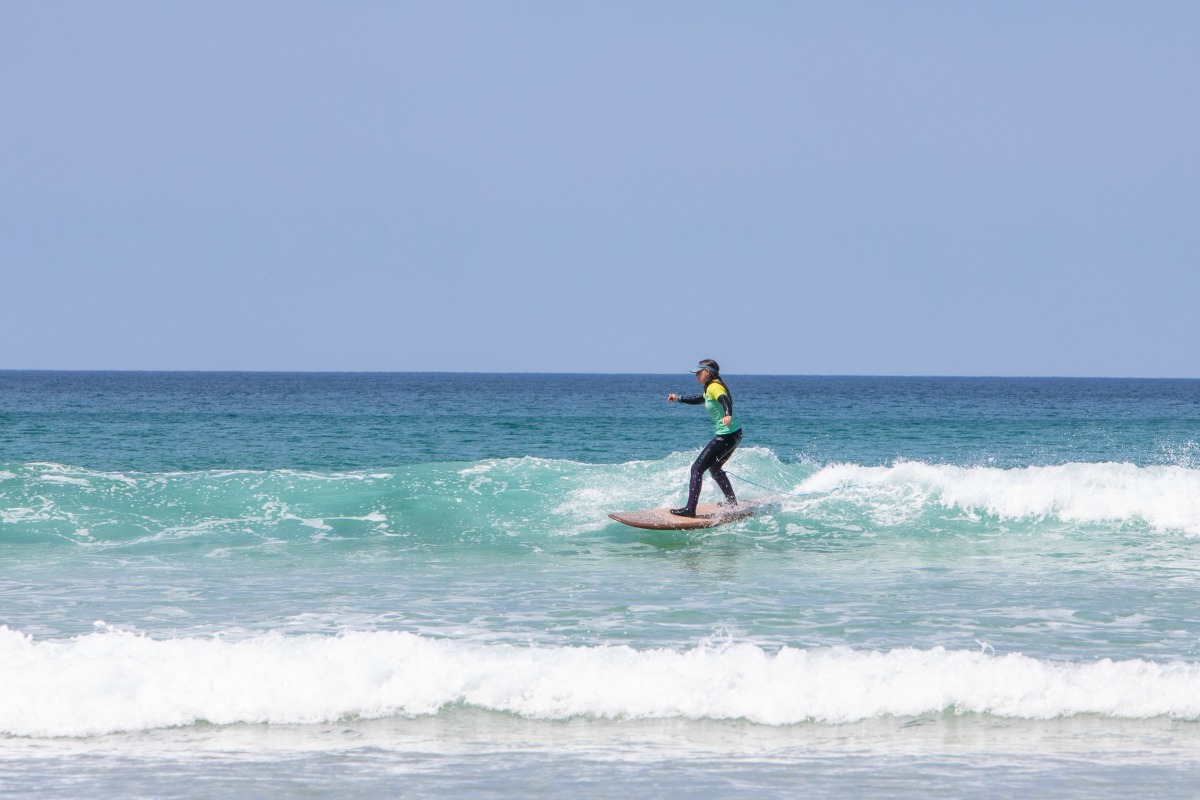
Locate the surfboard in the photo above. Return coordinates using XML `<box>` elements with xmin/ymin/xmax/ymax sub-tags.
<box><xmin>608</xmin><ymin>501</ymin><xmax>761</xmax><ymax>530</ymax></box>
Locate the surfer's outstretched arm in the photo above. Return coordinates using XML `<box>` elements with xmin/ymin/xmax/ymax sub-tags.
<box><xmin>668</xmin><ymin>393</ymin><xmax>704</xmax><ymax>405</ymax></box>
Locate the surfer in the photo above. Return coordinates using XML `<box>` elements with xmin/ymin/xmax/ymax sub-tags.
<box><xmin>666</xmin><ymin>360</ymin><xmax>743</xmax><ymax>517</ymax></box>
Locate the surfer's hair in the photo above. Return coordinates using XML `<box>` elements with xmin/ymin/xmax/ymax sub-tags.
<box><xmin>698</xmin><ymin>359</ymin><xmax>730</xmax><ymax>395</ymax></box>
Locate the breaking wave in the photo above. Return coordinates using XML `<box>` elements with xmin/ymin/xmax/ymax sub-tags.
<box><xmin>2</xmin><ymin>626</ymin><xmax>1198</xmax><ymax>738</ymax></box>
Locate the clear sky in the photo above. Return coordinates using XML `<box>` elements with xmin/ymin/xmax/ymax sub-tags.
<box><xmin>3</xmin><ymin>2</ymin><xmax>1197</xmax><ymax>376</ymax></box>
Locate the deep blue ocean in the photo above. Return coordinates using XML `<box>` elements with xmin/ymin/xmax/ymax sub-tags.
<box><xmin>3</xmin><ymin>371</ymin><xmax>1200</xmax><ymax>797</ymax></box>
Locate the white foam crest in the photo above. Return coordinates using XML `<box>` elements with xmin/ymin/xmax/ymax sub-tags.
<box><xmin>12</xmin><ymin>463</ymin><xmax>395</xmax><ymax>487</ymax></box>
<box><xmin>0</xmin><ymin>497</ymin><xmax>86</xmax><ymax>538</ymax></box>
<box><xmin>796</xmin><ymin>461</ymin><xmax>1200</xmax><ymax>535</ymax></box>
<box><xmin>35</xmin><ymin>474</ymin><xmax>91</xmax><ymax>487</ymax></box>
<box><xmin>3</xmin><ymin>627</ymin><xmax>1199</xmax><ymax>738</ymax></box>
<box><xmin>23</xmin><ymin>462</ymin><xmax>141</xmax><ymax>486</ymax></box>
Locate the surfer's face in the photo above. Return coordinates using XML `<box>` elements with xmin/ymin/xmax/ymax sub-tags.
<box><xmin>695</xmin><ymin>369</ymin><xmax>709</xmax><ymax>383</ymax></box>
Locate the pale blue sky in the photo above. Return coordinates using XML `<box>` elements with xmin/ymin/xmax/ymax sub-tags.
<box><xmin>3</xmin><ymin>2</ymin><xmax>1197</xmax><ymax>376</ymax></box>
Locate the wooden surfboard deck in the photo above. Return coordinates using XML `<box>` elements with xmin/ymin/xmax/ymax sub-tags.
<box><xmin>608</xmin><ymin>501</ymin><xmax>761</xmax><ymax>530</ymax></box>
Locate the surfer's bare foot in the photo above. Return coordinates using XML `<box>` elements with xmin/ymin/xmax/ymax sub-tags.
<box><xmin>670</xmin><ymin>507</ymin><xmax>696</xmax><ymax>518</ymax></box>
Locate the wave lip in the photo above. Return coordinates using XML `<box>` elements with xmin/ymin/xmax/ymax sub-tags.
<box><xmin>3</xmin><ymin>627</ymin><xmax>1200</xmax><ymax>738</ymax></box>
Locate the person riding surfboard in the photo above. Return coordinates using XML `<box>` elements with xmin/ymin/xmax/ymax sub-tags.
<box><xmin>666</xmin><ymin>359</ymin><xmax>743</xmax><ymax>517</ymax></box>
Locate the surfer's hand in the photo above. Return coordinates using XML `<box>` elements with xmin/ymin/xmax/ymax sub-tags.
<box><xmin>722</xmin><ymin>415</ymin><xmax>732</xmax><ymax>426</ymax></box>
<box><xmin>667</xmin><ymin>394</ymin><xmax>678</xmax><ymax>402</ymax></box>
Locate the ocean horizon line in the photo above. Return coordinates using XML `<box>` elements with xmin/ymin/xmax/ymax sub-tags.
<box><xmin>2</xmin><ymin>368</ymin><xmax>1199</xmax><ymax>382</ymax></box>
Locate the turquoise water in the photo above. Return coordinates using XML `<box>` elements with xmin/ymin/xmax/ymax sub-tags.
<box><xmin>3</xmin><ymin>372</ymin><xmax>1200</xmax><ymax>796</ymax></box>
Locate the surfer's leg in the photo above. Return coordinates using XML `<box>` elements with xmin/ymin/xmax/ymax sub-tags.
<box><xmin>710</xmin><ymin>467</ymin><xmax>736</xmax><ymax>504</ymax></box>
<box><xmin>672</xmin><ymin>437</ymin><xmax>723</xmax><ymax>516</ymax></box>
<box><xmin>708</xmin><ymin>431</ymin><xmax>741</xmax><ymax>504</ymax></box>
<box><xmin>679</xmin><ymin>456</ymin><xmax>707</xmax><ymax>514</ymax></box>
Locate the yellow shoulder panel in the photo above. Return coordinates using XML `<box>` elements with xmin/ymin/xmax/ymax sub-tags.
<box><xmin>705</xmin><ymin>383</ymin><xmax>728</xmax><ymax>401</ymax></box>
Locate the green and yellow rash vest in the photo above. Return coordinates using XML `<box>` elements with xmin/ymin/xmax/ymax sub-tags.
<box><xmin>679</xmin><ymin>380</ymin><xmax>742</xmax><ymax>436</ymax></box>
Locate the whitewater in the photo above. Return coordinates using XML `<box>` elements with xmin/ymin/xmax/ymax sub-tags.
<box><xmin>5</xmin><ymin>628</ymin><xmax>1200</xmax><ymax>739</ymax></box>
<box><xmin>3</xmin><ymin>372</ymin><xmax>1200</xmax><ymax>797</ymax></box>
